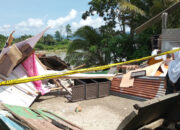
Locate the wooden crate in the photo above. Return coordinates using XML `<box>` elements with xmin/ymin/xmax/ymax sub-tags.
<box><xmin>67</xmin><ymin>79</ymin><xmax>86</xmax><ymax>102</ymax></box>
<box><xmin>82</xmin><ymin>79</ymin><xmax>98</xmax><ymax>100</ymax></box>
<box><xmin>93</xmin><ymin>78</ymin><xmax>111</xmax><ymax>98</ymax></box>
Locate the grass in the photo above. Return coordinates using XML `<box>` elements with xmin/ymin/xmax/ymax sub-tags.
<box><xmin>35</xmin><ymin>40</ymin><xmax>71</xmax><ymax>51</ymax></box>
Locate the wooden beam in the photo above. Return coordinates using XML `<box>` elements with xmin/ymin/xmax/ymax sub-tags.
<box><xmin>135</xmin><ymin>2</ymin><xmax>180</xmax><ymax>34</ymax></box>
<box><xmin>73</xmin><ymin>64</ymin><xmax>86</xmax><ymax>70</ymax></box>
<box><xmin>5</xmin><ymin>31</ymin><xmax>15</xmax><ymax>47</ymax></box>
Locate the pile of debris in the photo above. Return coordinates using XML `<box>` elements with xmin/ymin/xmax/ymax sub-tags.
<box><xmin>111</xmin><ymin>61</ymin><xmax>168</xmax><ymax>100</ymax></box>
<box><xmin>0</xmin><ymin>28</ymin><xmax>116</xmax><ymax>108</ymax></box>
<box><xmin>0</xmin><ymin>27</ymin><xmax>173</xmax><ymax>129</ymax></box>
<box><xmin>37</xmin><ymin>54</ymin><xmax>70</xmax><ymax>70</ymax></box>
<box><xmin>0</xmin><ymin>103</ymin><xmax>82</xmax><ymax>130</ymax></box>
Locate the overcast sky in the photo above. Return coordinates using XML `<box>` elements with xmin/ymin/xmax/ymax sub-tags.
<box><xmin>0</xmin><ymin>0</ymin><xmax>105</xmax><ymax>36</ymax></box>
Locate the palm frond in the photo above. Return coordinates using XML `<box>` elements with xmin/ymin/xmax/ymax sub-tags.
<box><xmin>74</xmin><ymin>26</ymin><xmax>102</xmax><ymax>45</ymax></box>
<box><xmin>119</xmin><ymin>1</ymin><xmax>145</xmax><ymax>16</ymax></box>
<box><xmin>67</xmin><ymin>39</ymin><xmax>89</xmax><ymax>53</ymax></box>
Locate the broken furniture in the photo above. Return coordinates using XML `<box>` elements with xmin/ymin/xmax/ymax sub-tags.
<box><xmin>66</xmin><ymin>78</ymin><xmax>111</xmax><ymax>102</ymax></box>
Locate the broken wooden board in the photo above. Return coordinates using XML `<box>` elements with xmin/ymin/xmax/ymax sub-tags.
<box><xmin>117</xmin><ymin>93</ymin><xmax>180</xmax><ymax>130</ymax></box>
<box><xmin>0</xmin><ymin>44</ymin><xmax>22</xmax><ymax>77</ymax></box>
<box><xmin>0</xmin><ymin>28</ymin><xmax>49</xmax><ymax>77</ymax></box>
<box><xmin>3</xmin><ymin>104</ymin><xmax>83</xmax><ymax>130</ymax></box>
<box><xmin>0</xmin><ymin>65</ymin><xmax>38</xmax><ymax>107</ymax></box>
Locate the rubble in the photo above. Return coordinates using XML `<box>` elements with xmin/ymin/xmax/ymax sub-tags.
<box><xmin>37</xmin><ymin>55</ymin><xmax>70</xmax><ymax>70</ymax></box>
<box><xmin>0</xmin><ymin>103</ymin><xmax>82</xmax><ymax>130</ymax></box>
<box><xmin>0</xmin><ymin>24</ymin><xmax>177</xmax><ymax>130</ymax></box>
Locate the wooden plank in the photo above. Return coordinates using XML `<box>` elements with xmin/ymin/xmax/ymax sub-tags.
<box><xmin>3</xmin><ymin>104</ymin><xmax>61</xmax><ymax>130</ymax></box>
<box><xmin>3</xmin><ymin>104</ymin><xmax>82</xmax><ymax>130</ymax></box>
<box><xmin>6</xmin><ymin>31</ymin><xmax>15</xmax><ymax>47</ymax></box>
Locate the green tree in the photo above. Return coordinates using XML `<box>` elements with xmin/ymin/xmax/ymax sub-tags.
<box><xmin>44</xmin><ymin>34</ymin><xmax>55</xmax><ymax>45</ymax></box>
<box><xmin>65</xmin><ymin>24</ymin><xmax>72</xmax><ymax>39</ymax></box>
<box><xmin>65</xmin><ymin>26</ymin><xmax>105</xmax><ymax>67</ymax></box>
<box><xmin>82</xmin><ymin>0</ymin><xmax>145</xmax><ymax>35</ymax></box>
<box><xmin>0</xmin><ymin>34</ymin><xmax>7</xmax><ymax>49</ymax></box>
<box><xmin>81</xmin><ymin>0</ymin><xmax>180</xmax><ymax>65</ymax></box>
<box><xmin>150</xmin><ymin>0</ymin><xmax>180</xmax><ymax>29</ymax></box>
<box><xmin>55</xmin><ymin>30</ymin><xmax>63</xmax><ymax>42</ymax></box>
<box><xmin>13</xmin><ymin>35</ymin><xmax>32</xmax><ymax>43</ymax></box>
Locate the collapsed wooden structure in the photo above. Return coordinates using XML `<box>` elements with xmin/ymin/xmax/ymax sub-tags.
<box><xmin>0</xmin><ymin>29</ymin><xmax>48</xmax><ymax>107</ymax></box>
<box><xmin>38</xmin><ymin>55</ymin><xmax>70</xmax><ymax>70</ymax></box>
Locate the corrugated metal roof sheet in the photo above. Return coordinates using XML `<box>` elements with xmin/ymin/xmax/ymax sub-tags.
<box><xmin>110</xmin><ymin>76</ymin><xmax>166</xmax><ymax>99</ymax></box>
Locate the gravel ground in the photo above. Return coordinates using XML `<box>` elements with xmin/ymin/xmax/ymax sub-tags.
<box><xmin>31</xmin><ymin>93</ymin><xmax>140</xmax><ymax>130</ymax></box>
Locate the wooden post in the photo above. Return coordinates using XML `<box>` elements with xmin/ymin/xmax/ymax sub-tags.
<box><xmin>162</xmin><ymin>12</ymin><xmax>168</xmax><ymax>29</ymax></box>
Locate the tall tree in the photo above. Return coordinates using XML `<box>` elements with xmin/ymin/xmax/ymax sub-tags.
<box><xmin>65</xmin><ymin>24</ymin><xmax>72</xmax><ymax>39</ymax></box>
<box><xmin>44</xmin><ymin>34</ymin><xmax>55</xmax><ymax>45</ymax></box>
<box><xmin>82</xmin><ymin>0</ymin><xmax>145</xmax><ymax>35</ymax></box>
<box><xmin>55</xmin><ymin>30</ymin><xmax>63</xmax><ymax>42</ymax></box>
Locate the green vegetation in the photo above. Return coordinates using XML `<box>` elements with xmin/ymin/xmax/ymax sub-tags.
<box><xmin>0</xmin><ymin>0</ymin><xmax>179</xmax><ymax>68</ymax></box>
<box><xmin>0</xmin><ymin>34</ymin><xmax>7</xmax><ymax>49</ymax></box>
<box><xmin>0</xmin><ymin>24</ymin><xmax>72</xmax><ymax>51</ymax></box>
<box><xmin>66</xmin><ymin>0</ymin><xmax>180</xmax><ymax>67</ymax></box>
<box><xmin>65</xmin><ymin>24</ymin><xmax>72</xmax><ymax>39</ymax></box>
<box><xmin>35</xmin><ymin>39</ymin><xmax>70</xmax><ymax>51</ymax></box>
<box><xmin>65</xmin><ymin>26</ymin><xmax>104</xmax><ymax>67</ymax></box>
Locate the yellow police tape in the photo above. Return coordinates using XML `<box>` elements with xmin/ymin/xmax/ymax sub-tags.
<box><xmin>0</xmin><ymin>48</ymin><xmax>180</xmax><ymax>86</ymax></box>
